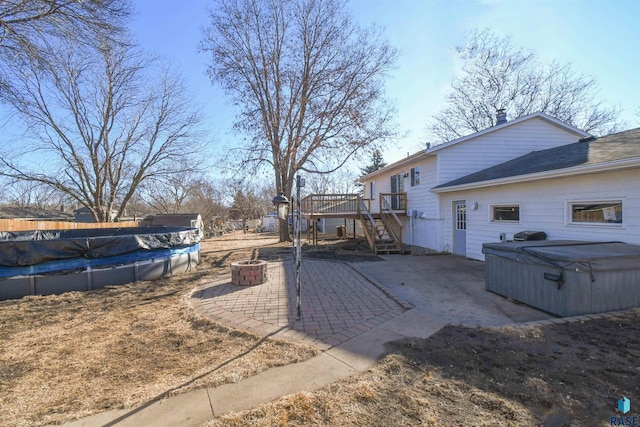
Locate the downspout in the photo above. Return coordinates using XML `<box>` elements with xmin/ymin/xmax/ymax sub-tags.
<box><xmin>409</xmin><ymin>211</ymin><xmax>414</xmax><ymax>249</ymax></box>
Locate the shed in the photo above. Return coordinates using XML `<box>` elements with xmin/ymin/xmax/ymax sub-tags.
<box><xmin>141</xmin><ymin>214</ymin><xmax>204</xmax><ymax>238</ymax></box>
<box><xmin>261</xmin><ymin>214</ymin><xmax>279</xmax><ymax>232</ymax></box>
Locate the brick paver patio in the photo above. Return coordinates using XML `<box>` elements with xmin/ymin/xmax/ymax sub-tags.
<box><xmin>191</xmin><ymin>259</ymin><xmax>409</xmax><ymax>350</ymax></box>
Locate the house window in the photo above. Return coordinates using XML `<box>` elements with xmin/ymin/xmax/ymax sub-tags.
<box><xmin>491</xmin><ymin>205</ymin><xmax>520</xmax><ymax>222</ymax></box>
<box><xmin>411</xmin><ymin>166</ymin><xmax>420</xmax><ymax>186</ymax></box>
<box><xmin>570</xmin><ymin>201</ymin><xmax>622</xmax><ymax>224</ymax></box>
<box><xmin>370</xmin><ymin>181</ymin><xmax>375</xmax><ymax>200</ymax></box>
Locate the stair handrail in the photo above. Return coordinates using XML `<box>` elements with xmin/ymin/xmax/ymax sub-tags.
<box><xmin>380</xmin><ymin>197</ymin><xmax>403</xmax><ymax>248</ymax></box>
<box><xmin>357</xmin><ymin>196</ymin><xmax>377</xmax><ymax>253</ymax></box>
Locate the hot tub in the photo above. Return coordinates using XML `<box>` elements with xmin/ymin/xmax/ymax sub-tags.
<box><xmin>482</xmin><ymin>240</ymin><xmax>640</xmax><ymax>316</ymax></box>
<box><xmin>0</xmin><ymin>226</ymin><xmax>200</xmax><ymax>300</ymax></box>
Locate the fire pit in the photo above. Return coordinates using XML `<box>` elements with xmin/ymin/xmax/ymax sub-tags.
<box><xmin>231</xmin><ymin>260</ymin><xmax>268</xmax><ymax>286</ymax></box>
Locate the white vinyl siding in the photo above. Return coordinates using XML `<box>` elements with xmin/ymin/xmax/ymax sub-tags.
<box><xmin>440</xmin><ymin>168</ymin><xmax>639</xmax><ymax>260</ymax></box>
<box><xmin>403</xmin><ymin>157</ymin><xmax>443</xmax><ymax>251</ymax></box>
<box><xmin>437</xmin><ymin>118</ymin><xmax>583</xmax><ymax>186</ymax></box>
<box><xmin>360</xmin><ymin>115</ymin><xmax>598</xmax><ymax>258</ymax></box>
<box><xmin>362</xmin><ymin>168</ymin><xmax>396</xmax><ymax>213</ymax></box>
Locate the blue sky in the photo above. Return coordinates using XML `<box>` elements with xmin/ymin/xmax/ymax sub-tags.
<box><xmin>133</xmin><ymin>0</ymin><xmax>640</xmax><ymax>165</ymax></box>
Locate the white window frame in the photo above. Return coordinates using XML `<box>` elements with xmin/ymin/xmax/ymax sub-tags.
<box><xmin>567</xmin><ymin>199</ymin><xmax>623</xmax><ymax>226</ymax></box>
<box><xmin>490</xmin><ymin>204</ymin><xmax>520</xmax><ymax>223</ymax></box>
<box><xmin>370</xmin><ymin>181</ymin><xmax>376</xmax><ymax>200</ymax></box>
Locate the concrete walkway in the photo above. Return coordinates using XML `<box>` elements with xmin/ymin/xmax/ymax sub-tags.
<box><xmin>60</xmin><ymin>254</ymin><xmax>552</xmax><ymax>427</ymax></box>
<box><xmin>352</xmin><ymin>253</ymin><xmax>552</xmax><ymax>327</ymax></box>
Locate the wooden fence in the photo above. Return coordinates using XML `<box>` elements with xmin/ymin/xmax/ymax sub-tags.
<box><xmin>0</xmin><ymin>219</ymin><xmax>139</xmax><ymax>232</ymax></box>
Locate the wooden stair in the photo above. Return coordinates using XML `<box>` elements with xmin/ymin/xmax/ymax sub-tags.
<box><xmin>373</xmin><ymin>219</ymin><xmax>403</xmax><ymax>254</ymax></box>
<box><xmin>356</xmin><ymin>195</ymin><xmax>407</xmax><ymax>255</ymax></box>
<box><xmin>359</xmin><ymin>216</ymin><xmax>404</xmax><ymax>254</ymax></box>
<box><xmin>375</xmin><ymin>239</ymin><xmax>403</xmax><ymax>254</ymax></box>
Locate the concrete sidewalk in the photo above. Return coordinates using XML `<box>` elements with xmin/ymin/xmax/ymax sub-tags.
<box><xmin>60</xmin><ymin>254</ymin><xmax>552</xmax><ymax>427</ymax></box>
<box><xmin>60</xmin><ymin>308</ymin><xmax>447</xmax><ymax>427</ymax></box>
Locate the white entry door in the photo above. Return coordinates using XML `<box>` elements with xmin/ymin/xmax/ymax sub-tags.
<box><xmin>454</xmin><ymin>201</ymin><xmax>467</xmax><ymax>257</ymax></box>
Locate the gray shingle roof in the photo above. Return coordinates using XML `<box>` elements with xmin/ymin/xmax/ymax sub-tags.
<box><xmin>434</xmin><ymin>127</ymin><xmax>640</xmax><ymax>189</ymax></box>
<box><xmin>0</xmin><ymin>206</ymin><xmax>74</xmax><ymax>220</ymax></box>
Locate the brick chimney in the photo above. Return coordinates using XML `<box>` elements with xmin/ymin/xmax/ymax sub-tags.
<box><xmin>496</xmin><ymin>109</ymin><xmax>507</xmax><ymax>125</ymax></box>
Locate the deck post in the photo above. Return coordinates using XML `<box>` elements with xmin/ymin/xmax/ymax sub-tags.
<box><xmin>294</xmin><ymin>175</ymin><xmax>304</xmax><ymax>320</ymax></box>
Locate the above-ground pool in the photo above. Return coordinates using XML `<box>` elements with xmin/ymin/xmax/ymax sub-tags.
<box><xmin>0</xmin><ymin>226</ymin><xmax>200</xmax><ymax>300</ymax></box>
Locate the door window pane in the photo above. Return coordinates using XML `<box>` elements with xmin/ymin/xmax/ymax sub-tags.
<box><xmin>456</xmin><ymin>204</ymin><xmax>466</xmax><ymax>230</ymax></box>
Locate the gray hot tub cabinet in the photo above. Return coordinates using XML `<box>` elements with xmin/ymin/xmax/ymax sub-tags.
<box><xmin>482</xmin><ymin>240</ymin><xmax>640</xmax><ymax>317</ymax></box>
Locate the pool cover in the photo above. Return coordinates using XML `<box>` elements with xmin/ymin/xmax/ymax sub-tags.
<box><xmin>0</xmin><ymin>226</ymin><xmax>200</xmax><ymax>267</ymax></box>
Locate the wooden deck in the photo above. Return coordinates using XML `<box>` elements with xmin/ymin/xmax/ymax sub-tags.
<box><xmin>300</xmin><ymin>193</ymin><xmax>407</xmax><ymax>219</ymax></box>
<box><xmin>300</xmin><ymin>193</ymin><xmax>408</xmax><ymax>254</ymax></box>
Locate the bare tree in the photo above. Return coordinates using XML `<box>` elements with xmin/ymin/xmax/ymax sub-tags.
<box><xmin>139</xmin><ymin>169</ymin><xmax>199</xmax><ymax>215</ymax></box>
<box><xmin>121</xmin><ymin>192</ymin><xmax>149</xmax><ymax>220</ymax></box>
<box><xmin>5</xmin><ymin>180</ymin><xmax>57</xmax><ymax>209</ymax></box>
<box><xmin>201</xmin><ymin>0</ymin><xmax>398</xmax><ymax>241</ymax></box>
<box><xmin>307</xmin><ymin>168</ymin><xmax>359</xmax><ymax>195</ymax></box>
<box><xmin>428</xmin><ymin>29</ymin><xmax>622</xmax><ymax>143</ymax></box>
<box><xmin>0</xmin><ymin>37</ymin><xmax>204</xmax><ymax>222</ymax></box>
<box><xmin>0</xmin><ymin>0</ymin><xmax>130</xmax><ymax>97</ymax></box>
<box><xmin>229</xmin><ymin>187</ymin><xmax>268</xmax><ymax>233</ymax></box>
<box><xmin>183</xmin><ymin>177</ymin><xmax>228</xmax><ymax>235</ymax></box>
<box><xmin>137</xmin><ymin>172</ymin><xmax>229</xmax><ymax>236</ymax></box>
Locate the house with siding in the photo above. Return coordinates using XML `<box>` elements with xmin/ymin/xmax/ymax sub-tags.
<box><xmin>359</xmin><ymin>112</ymin><xmax>640</xmax><ymax>260</ymax></box>
<box><xmin>433</xmin><ymin>127</ymin><xmax>640</xmax><ymax>260</ymax></box>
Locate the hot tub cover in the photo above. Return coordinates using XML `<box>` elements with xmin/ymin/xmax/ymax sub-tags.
<box><xmin>0</xmin><ymin>226</ymin><xmax>200</xmax><ymax>267</ymax></box>
<box><xmin>482</xmin><ymin>240</ymin><xmax>640</xmax><ymax>274</ymax></box>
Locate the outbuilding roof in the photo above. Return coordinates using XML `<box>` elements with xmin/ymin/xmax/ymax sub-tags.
<box><xmin>0</xmin><ymin>206</ymin><xmax>74</xmax><ymax>221</ymax></box>
<box><xmin>433</xmin><ymin>127</ymin><xmax>640</xmax><ymax>191</ymax></box>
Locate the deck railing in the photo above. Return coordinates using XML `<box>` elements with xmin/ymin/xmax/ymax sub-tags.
<box><xmin>357</xmin><ymin>196</ymin><xmax>378</xmax><ymax>253</ymax></box>
<box><xmin>301</xmin><ymin>193</ymin><xmax>407</xmax><ymax>216</ymax></box>
<box><xmin>380</xmin><ymin>193</ymin><xmax>407</xmax><ymax>213</ymax></box>
<box><xmin>300</xmin><ymin>194</ymin><xmax>370</xmax><ymax>216</ymax></box>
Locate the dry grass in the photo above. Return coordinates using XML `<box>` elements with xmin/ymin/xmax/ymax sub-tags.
<box><xmin>204</xmin><ymin>311</ymin><xmax>640</xmax><ymax>426</ymax></box>
<box><xmin>0</xmin><ymin>233</ymin><xmax>318</xmax><ymax>427</ymax></box>
<box><xmin>205</xmin><ymin>354</ymin><xmax>535</xmax><ymax>427</ymax></box>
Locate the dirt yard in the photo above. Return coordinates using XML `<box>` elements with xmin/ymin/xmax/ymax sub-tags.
<box><xmin>1</xmin><ymin>234</ymin><xmax>639</xmax><ymax>426</ymax></box>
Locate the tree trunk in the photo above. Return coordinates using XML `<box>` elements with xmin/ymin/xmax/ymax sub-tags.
<box><xmin>279</xmin><ymin>217</ymin><xmax>291</xmax><ymax>242</ymax></box>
